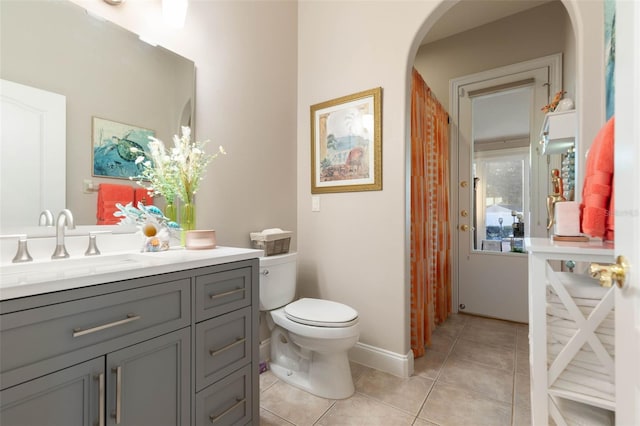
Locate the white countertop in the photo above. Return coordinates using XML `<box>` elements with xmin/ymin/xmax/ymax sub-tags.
<box><xmin>525</xmin><ymin>237</ymin><xmax>615</xmax><ymax>256</ymax></box>
<box><xmin>0</xmin><ymin>246</ymin><xmax>263</xmax><ymax>301</ymax></box>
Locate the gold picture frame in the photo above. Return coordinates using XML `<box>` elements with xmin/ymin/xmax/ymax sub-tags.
<box><xmin>310</xmin><ymin>87</ymin><xmax>382</xmax><ymax>194</ymax></box>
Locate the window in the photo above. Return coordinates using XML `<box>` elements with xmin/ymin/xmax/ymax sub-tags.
<box><xmin>473</xmin><ymin>147</ymin><xmax>529</xmax><ymax>252</ymax></box>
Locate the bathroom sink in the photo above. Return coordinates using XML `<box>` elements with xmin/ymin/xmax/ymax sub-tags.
<box><xmin>0</xmin><ymin>252</ymin><xmax>154</xmax><ymax>287</ymax></box>
<box><xmin>0</xmin><ymin>246</ymin><xmax>262</xmax><ymax>301</ymax></box>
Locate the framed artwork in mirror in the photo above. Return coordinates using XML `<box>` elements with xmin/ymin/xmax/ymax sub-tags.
<box><xmin>92</xmin><ymin>117</ymin><xmax>155</xmax><ymax>179</ymax></box>
<box><xmin>310</xmin><ymin>87</ymin><xmax>382</xmax><ymax>194</ymax></box>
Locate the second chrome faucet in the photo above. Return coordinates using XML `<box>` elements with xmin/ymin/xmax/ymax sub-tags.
<box><xmin>51</xmin><ymin>209</ymin><xmax>75</xmax><ymax>259</ymax></box>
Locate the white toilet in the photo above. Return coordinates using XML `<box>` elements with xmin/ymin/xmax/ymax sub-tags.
<box><xmin>259</xmin><ymin>252</ymin><xmax>360</xmax><ymax>399</ymax></box>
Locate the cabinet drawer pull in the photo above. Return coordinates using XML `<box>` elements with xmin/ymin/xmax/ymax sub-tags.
<box><xmin>209</xmin><ymin>287</ymin><xmax>245</xmax><ymax>300</ymax></box>
<box><xmin>72</xmin><ymin>314</ymin><xmax>141</xmax><ymax>338</ymax></box>
<box><xmin>209</xmin><ymin>337</ymin><xmax>246</xmax><ymax>357</ymax></box>
<box><xmin>209</xmin><ymin>397</ymin><xmax>246</xmax><ymax>424</ymax></box>
<box><xmin>94</xmin><ymin>373</ymin><xmax>105</xmax><ymax>426</ymax></box>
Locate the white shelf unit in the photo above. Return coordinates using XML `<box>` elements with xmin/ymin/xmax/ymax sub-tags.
<box><xmin>526</xmin><ymin>238</ymin><xmax>615</xmax><ymax>426</ymax></box>
<box><xmin>541</xmin><ymin>110</ymin><xmax>576</xmax><ymax>155</ymax></box>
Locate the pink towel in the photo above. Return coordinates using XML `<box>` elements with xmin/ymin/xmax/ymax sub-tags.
<box><xmin>97</xmin><ymin>183</ymin><xmax>134</xmax><ymax>225</ymax></box>
<box><xmin>580</xmin><ymin>117</ymin><xmax>614</xmax><ymax>241</ymax></box>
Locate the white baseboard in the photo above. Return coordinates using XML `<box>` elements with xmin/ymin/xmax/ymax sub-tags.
<box><xmin>260</xmin><ymin>338</ymin><xmax>414</xmax><ymax>378</ymax></box>
<box><xmin>348</xmin><ymin>342</ymin><xmax>414</xmax><ymax>378</ymax></box>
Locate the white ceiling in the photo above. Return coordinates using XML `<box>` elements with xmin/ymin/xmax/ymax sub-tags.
<box><xmin>422</xmin><ymin>0</ymin><xmax>553</xmax><ymax>45</ymax></box>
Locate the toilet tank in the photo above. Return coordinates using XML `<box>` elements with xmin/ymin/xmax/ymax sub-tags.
<box><xmin>259</xmin><ymin>252</ymin><xmax>297</xmax><ymax>311</ymax></box>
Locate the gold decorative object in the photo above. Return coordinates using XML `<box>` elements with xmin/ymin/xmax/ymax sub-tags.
<box><xmin>546</xmin><ymin>168</ymin><xmax>566</xmax><ymax>230</ymax></box>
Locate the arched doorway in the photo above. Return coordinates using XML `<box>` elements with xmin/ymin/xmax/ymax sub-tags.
<box><xmin>407</xmin><ymin>0</ymin><xmax>578</xmax><ymax>344</ymax></box>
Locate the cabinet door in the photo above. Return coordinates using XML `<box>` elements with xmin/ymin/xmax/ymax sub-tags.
<box><xmin>106</xmin><ymin>328</ymin><xmax>190</xmax><ymax>426</ymax></box>
<box><xmin>0</xmin><ymin>357</ymin><xmax>103</xmax><ymax>426</ymax></box>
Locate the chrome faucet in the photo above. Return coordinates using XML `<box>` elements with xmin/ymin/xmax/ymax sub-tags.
<box><xmin>38</xmin><ymin>209</ymin><xmax>54</xmax><ymax>226</ymax></box>
<box><xmin>51</xmin><ymin>209</ymin><xmax>76</xmax><ymax>259</ymax></box>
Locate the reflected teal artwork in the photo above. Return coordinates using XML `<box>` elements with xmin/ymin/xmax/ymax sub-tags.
<box><xmin>92</xmin><ymin>117</ymin><xmax>155</xmax><ymax>179</ymax></box>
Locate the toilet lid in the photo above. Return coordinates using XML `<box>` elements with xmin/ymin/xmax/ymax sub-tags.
<box><xmin>284</xmin><ymin>298</ymin><xmax>358</xmax><ymax>327</ymax></box>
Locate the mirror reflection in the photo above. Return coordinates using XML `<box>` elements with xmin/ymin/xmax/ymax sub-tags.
<box><xmin>0</xmin><ymin>0</ymin><xmax>195</xmax><ymax>230</ymax></box>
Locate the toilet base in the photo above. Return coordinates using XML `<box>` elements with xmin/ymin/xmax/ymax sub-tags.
<box><xmin>269</xmin><ymin>350</ymin><xmax>355</xmax><ymax>400</ymax></box>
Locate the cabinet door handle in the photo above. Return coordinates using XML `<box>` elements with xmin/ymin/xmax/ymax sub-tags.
<box><xmin>111</xmin><ymin>366</ymin><xmax>122</xmax><ymax>424</ymax></box>
<box><xmin>94</xmin><ymin>373</ymin><xmax>104</xmax><ymax>426</ymax></box>
<box><xmin>209</xmin><ymin>337</ymin><xmax>246</xmax><ymax>357</ymax></box>
<box><xmin>209</xmin><ymin>397</ymin><xmax>246</xmax><ymax>424</ymax></box>
<box><xmin>209</xmin><ymin>288</ymin><xmax>245</xmax><ymax>300</ymax></box>
<box><xmin>73</xmin><ymin>314</ymin><xmax>141</xmax><ymax>338</ymax></box>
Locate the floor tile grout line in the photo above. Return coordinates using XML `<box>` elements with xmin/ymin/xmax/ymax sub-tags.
<box><xmin>261</xmin><ymin>406</ymin><xmax>296</xmax><ymax>425</ymax></box>
<box><xmin>414</xmin><ymin>367</ymin><xmax>440</xmax><ymax>425</ymax></box>
<box><xmin>414</xmin><ymin>318</ymin><xmax>466</xmax><ymax>425</ymax></box>
<box><xmin>311</xmin><ymin>399</ymin><xmax>337</xmax><ymax>426</ymax></box>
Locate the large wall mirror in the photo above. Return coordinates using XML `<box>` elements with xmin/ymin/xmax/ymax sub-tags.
<box><xmin>0</xmin><ymin>0</ymin><xmax>195</xmax><ymax>230</ymax></box>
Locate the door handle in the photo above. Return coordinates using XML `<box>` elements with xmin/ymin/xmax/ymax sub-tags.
<box><xmin>589</xmin><ymin>256</ymin><xmax>629</xmax><ymax>288</ymax></box>
<box><xmin>111</xmin><ymin>366</ymin><xmax>122</xmax><ymax>424</ymax></box>
<box><xmin>460</xmin><ymin>224</ymin><xmax>470</xmax><ymax>232</ymax></box>
<box><xmin>94</xmin><ymin>373</ymin><xmax>104</xmax><ymax>426</ymax></box>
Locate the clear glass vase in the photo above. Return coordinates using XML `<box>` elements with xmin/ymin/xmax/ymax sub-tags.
<box><xmin>180</xmin><ymin>201</ymin><xmax>196</xmax><ymax>232</ymax></box>
<box><xmin>164</xmin><ymin>198</ymin><xmax>177</xmax><ymax>223</ymax></box>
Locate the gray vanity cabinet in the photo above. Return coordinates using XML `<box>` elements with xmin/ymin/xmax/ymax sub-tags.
<box><xmin>0</xmin><ymin>256</ymin><xmax>260</xmax><ymax>426</ymax></box>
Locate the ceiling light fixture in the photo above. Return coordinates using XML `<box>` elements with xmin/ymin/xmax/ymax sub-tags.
<box><xmin>103</xmin><ymin>0</ymin><xmax>125</xmax><ymax>5</ymax></box>
<box><xmin>162</xmin><ymin>0</ymin><xmax>189</xmax><ymax>29</ymax></box>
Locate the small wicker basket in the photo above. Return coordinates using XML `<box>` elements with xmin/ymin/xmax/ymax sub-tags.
<box><xmin>250</xmin><ymin>229</ymin><xmax>292</xmax><ymax>256</ymax></box>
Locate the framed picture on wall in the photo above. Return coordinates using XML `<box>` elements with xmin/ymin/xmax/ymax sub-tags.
<box><xmin>310</xmin><ymin>87</ymin><xmax>382</xmax><ymax>194</ymax></box>
<box><xmin>92</xmin><ymin>116</ymin><xmax>155</xmax><ymax>179</ymax></box>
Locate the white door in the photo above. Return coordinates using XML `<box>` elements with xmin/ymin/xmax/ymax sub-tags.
<box><xmin>614</xmin><ymin>1</ymin><xmax>639</xmax><ymax>424</ymax></box>
<box><xmin>456</xmin><ymin>66</ymin><xmax>550</xmax><ymax>323</ymax></box>
<box><xmin>0</xmin><ymin>79</ymin><xmax>66</xmax><ymax>230</ymax></box>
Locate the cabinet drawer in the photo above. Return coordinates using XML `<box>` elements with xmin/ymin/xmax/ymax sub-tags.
<box><xmin>195</xmin><ymin>267</ymin><xmax>252</xmax><ymax>322</ymax></box>
<box><xmin>195</xmin><ymin>307</ymin><xmax>251</xmax><ymax>391</ymax></box>
<box><xmin>1</xmin><ymin>279</ymin><xmax>190</xmax><ymax>390</ymax></box>
<box><xmin>196</xmin><ymin>365</ymin><xmax>252</xmax><ymax>426</ymax></box>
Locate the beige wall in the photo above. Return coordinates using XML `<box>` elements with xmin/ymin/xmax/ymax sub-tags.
<box><xmin>297</xmin><ymin>1</ymin><xmax>439</xmax><ymax>356</ymax></box>
<box><xmin>297</xmin><ymin>0</ymin><xmax>605</xmax><ymax>360</ymax></box>
<box><xmin>45</xmin><ymin>0</ymin><xmax>604</xmax><ymax>363</ymax></box>
<box><xmin>69</xmin><ymin>0</ymin><xmax>298</xmax><ymax>247</ymax></box>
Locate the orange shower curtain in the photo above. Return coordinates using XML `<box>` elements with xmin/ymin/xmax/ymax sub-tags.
<box><xmin>410</xmin><ymin>68</ymin><xmax>452</xmax><ymax>358</ymax></box>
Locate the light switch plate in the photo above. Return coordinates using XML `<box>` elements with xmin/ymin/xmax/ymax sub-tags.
<box><xmin>311</xmin><ymin>196</ymin><xmax>320</xmax><ymax>212</ymax></box>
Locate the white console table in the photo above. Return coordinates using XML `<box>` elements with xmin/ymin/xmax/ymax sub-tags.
<box><xmin>526</xmin><ymin>238</ymin><xmax>615</xmax><ymax>425</ymax></box>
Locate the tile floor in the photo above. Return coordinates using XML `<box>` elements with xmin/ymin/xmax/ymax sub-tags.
<box><xmin>259</xmin><ymin>313</ymin><xmax>531</xmax><ymax>426</ymax></box>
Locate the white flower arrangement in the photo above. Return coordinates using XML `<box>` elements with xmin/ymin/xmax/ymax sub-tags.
<box><xmin>130</xmin><ymin>126</ymin><xmax>225</xmax><ymax>205</ymax></box>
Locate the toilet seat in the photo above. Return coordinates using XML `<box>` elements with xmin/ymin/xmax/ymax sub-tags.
<box><xmin>284</xmin><ymin>298</ymin><xmax>358</xmax><ymax>328</ymax></box>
